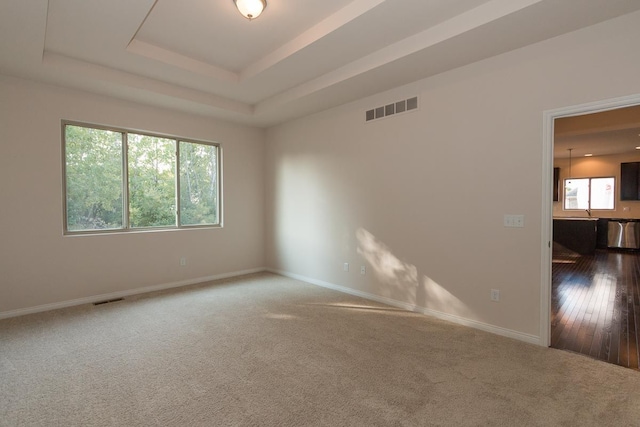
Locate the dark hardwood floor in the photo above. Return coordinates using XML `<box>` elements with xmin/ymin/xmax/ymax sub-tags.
<box><xmin>551</xmin><ymin>244</ymin><xmax>640</xmax><ymax>370</ymax></box>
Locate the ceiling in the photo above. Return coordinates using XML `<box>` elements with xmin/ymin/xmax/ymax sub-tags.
<box><xmin>2</xmin><ymin>0</ymin><xmax>640</xmax><ymax>127</ymax></box>
<box><xmin>555</xmin><ymin>105</ymin><xmax>640</xmax><ymax>159</ymax></box>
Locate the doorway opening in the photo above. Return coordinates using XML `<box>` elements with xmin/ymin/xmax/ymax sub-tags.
<box><xmin>542</xmin><ymin>95</ymin><xmax>640</xmax><ymax>370</ymax></box>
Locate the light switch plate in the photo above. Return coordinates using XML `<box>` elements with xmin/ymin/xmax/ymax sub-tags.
<box><xmin>504</xmin><ymin>214</ymin><xmax>525</xmax><ymax>228</ymax></box>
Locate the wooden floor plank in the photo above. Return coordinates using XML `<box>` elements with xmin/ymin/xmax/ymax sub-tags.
<box><xmin>551</xmin><ymin>246</ymin><xmax>640</xmax><ymax>371</ymax></box>
<box><xmin>588</xmin><ymin>271</ymin><xmax>613</xmax><ymax>358</ymax></box>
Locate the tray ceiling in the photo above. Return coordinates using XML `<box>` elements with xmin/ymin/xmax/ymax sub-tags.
<box><xmin>1</xmin><ymin>0</ymin><xmax>640</xmax><ymax>127</ymax></box>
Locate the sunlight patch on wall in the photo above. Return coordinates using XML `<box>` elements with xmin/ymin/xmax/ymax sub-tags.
<box><xmin>273</xmin><ymin>155</ymin><xmax>335</xmax><ymax>264</ymax></box>
<box><xmin>356</xmin><ymin>228</ymin><xmax>417</xmax><ymax>302</ymax></box>
<box><xmin>420</xmin><ymin>275</ymin><xmax>473</xmax><ymax>319</ymax></box>
<box><xmin>356</xmin><ymin>227</ymin><xmax>472</xmax><ymax>317</ymax></box>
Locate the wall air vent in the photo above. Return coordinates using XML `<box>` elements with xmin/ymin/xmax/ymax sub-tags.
<box><xmin>365</xmin><ymin>96</ymin><xmax>418</xmax><ymax>122</ymax></box>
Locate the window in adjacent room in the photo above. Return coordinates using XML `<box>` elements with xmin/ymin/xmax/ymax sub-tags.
<box><xmin>63</xmin><ymin>122</ymin><xmax>221</xmax><ymax>233</ymax></box>
<box><xmin>563</xmin><ymin>177</ymin><xmax>615</xmax><ymax>210</ymax></box>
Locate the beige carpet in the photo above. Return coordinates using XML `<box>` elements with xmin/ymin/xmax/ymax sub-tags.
<box><xmin>1</xmin><ymin>273</ymin><xmax>639</xmax><ymax>426</ymax></box>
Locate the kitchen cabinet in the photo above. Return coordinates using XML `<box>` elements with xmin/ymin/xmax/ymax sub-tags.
<box><xmin>597</xmin><ymin>218</ymin><xmax>609</xmax><ymax>248</ymax></box>
<box><xmin>553</xmin><ymin>218</ymin><xmax>597</xmax><ymax>255</ymax></box>
<box><xmin>620</xmin><ymin>162</ymin><xmax>640</xmax><ymax>201</ymax></box>
<box><xmin>553</xmin><ymin>167</ymin><xmax>560</xmax><ymax>202</ymax></box>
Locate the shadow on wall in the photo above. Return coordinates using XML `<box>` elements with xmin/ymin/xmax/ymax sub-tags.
<box><xmin>356</xmin><ymin>228</ymin><xmax>473</xmax><ymax>319</ymax></box>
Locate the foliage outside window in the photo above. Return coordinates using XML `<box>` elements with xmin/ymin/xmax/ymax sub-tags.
<box><xmin>564</xmin><ymin>177</ymin><xmax>615</xmax><ymax>210</ymax></box>
<box><xmin>63</xmin><ymin>122</ymin><xmax>220</xmax><ymax>233</ymax></box>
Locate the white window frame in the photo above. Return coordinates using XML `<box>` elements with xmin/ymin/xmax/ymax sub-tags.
<box><xmin>62</xmin><ymin>120</ymin><xmax>222</xmax><ymax>235</ymax></box>
<box><xmin>563</xmin><ymin>176</ymin><xmax>615</xmax><ymax>211</ymax></box>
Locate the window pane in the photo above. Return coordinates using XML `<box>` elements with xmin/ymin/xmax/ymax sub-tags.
<box><xmin>179</xmin><ymin>142</ymin><xmax>219</xmax><ymax>225</ymax></box>
<box><xmin>590</xmin><ymin>177</ymin><xmax>615</xmax><ymax>209</ymax></box>
<box><xmin>128</xmin><ymin>134</ymin><xmax>176</xmax><ymax>228</ymax></box>
<box><xmin>65</xmin><ymin>125</ymin><xmax>124</xmax><ymax>231</ymax></box>
<box><xmin>564</xmin><ymin>178</ymin><xmax>589</xmax><ymax>210</ymax></box>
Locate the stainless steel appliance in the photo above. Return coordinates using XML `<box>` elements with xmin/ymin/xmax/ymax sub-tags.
<box><xmin>607</xmin><ymin>220</ymin><xmax>640</xmax><ymax>249</ymax></box>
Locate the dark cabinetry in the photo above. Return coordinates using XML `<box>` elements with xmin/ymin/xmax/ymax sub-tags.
<box><xmin>553</xmin><ymin>167</ymin><xmax>560</xmax><ymax>202</ymax></box>
<box><xmin>597</xmin><ymin>218</ymin><xmax>609</xmax><ymax>248</ymax></box>
<box><xmin>553</xmin><ymin>218</ymin><xmax>597</xmax><ymax>255</ymax></box>
<box><xmin>621</xmin><ymin>162</ymin><xmax>640</xmax><ymax>201</ymax></box>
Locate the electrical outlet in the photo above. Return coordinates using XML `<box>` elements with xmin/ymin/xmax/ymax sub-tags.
<box><xmin>180</xmin><ymin>257</ymin><xmax>187</xmax><ymax>266</ymax></box>
<box><xmin>490</xmin><ymin>289</ymin><xmax>500</xmax><ymax>302</ymax></box>
<box><xmin>360</xmin><ymin>265</ymin><xmax>366</xmax><ymax>275</ymax></box>
<box><xmin>343</xmin><ymin>262</ymin><xmax>349</xmax><ymax>272</ymax></box>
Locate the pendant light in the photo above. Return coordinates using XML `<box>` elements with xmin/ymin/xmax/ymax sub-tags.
<box><xmin>568</xmin><ymin>148</ymin><xmax>573</xmax><ymax>177</ymax></box>
<box><xmin>234</xmin><ymin>0</ymin><xmax>267</xmax><ymax>20</ymax></box>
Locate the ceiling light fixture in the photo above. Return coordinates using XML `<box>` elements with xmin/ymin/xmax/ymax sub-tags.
<box><xmin>584</xmin><ymin>153</ymin><xmax>593</xmax><ymax>157</ymax></box>
<box><xmin>233</xmin><ymin>0</ymin><xmax>266</xmax><ymax>20</ymax></box>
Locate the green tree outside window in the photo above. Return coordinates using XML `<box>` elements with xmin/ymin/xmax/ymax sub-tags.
<box><xmin>64</xmin><ymin>123</ymin><xmax>220</xmax><ymax>233</ymax></box>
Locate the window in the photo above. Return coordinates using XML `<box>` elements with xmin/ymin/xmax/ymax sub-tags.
<box><xmin>564</xmin><ymin>177</ymin><xmax>614</xmax><ymax>210</ymax></box>
<box><xmin>63</xmin><ymin>122</ymin><xmax>220</xmax><ymax>233</ymax></box>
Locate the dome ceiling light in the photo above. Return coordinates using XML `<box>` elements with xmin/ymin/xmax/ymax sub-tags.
<box><xmin>233</xmin><ymin>0</ymin><xmax>267</xmax><ymax>20</ymax></box>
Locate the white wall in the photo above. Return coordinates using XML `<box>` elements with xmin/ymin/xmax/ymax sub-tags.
<box><xmin>0</xmin><ymin>76</ymin><xmax>265</xmax><ymax>315</ymax></box>
<box><xmin>265</xmin><ymin>11</ymin><xmax>640</xmax><ymax>341</ymax></box>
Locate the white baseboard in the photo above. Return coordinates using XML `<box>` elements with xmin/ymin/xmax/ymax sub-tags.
<box><xmin>269</xmin><ymin>268</ymin><xmax>541</xmax><ymax>346</ymax></box>
<box><xmin>0</xmin><ymin>267</ymin><xmax>266</xmax><ymax>320</ymax></box>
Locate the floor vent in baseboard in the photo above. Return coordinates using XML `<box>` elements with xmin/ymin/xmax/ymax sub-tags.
<box><xmin>365</xmin><ymin>96</ymin><xmax>418</xmax><ymax>122</ymax></box>
<box><xmin>93</xmin><ymin>298</ymin><xmax>124</xmax><ymax>306</ymax></box>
